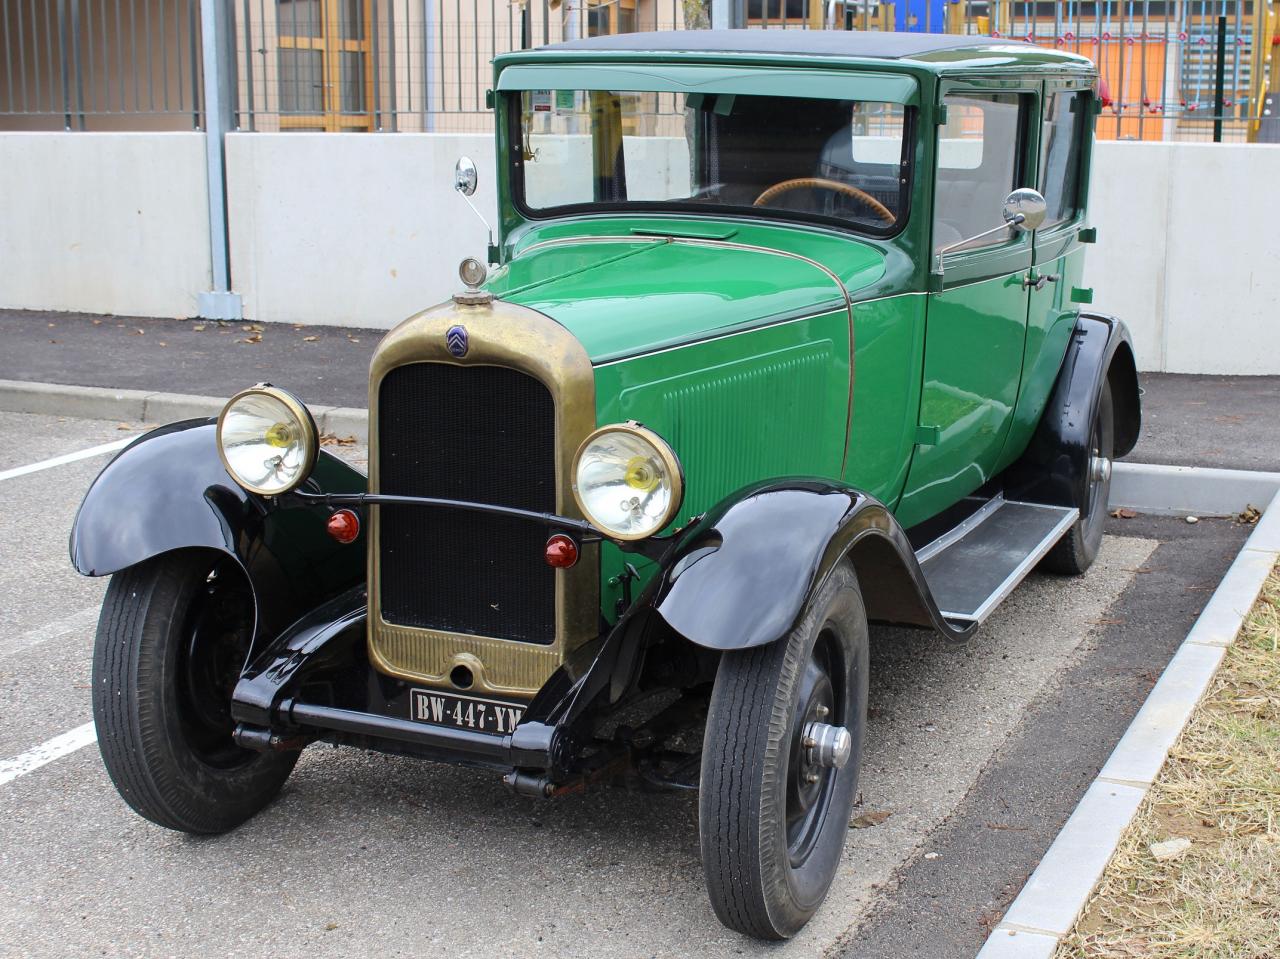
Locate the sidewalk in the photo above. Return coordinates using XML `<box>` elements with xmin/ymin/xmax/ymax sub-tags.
<box><xmin>6</xmin><ymin>308</ymin><xmax>1279</xmax><ymax>471</ymax></box>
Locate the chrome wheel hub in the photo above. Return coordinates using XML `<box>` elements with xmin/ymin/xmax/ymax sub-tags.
<box><xmin>802</xmin><ymin>721</ymin><xmax>852</xmax><ymax>769</ymax></box>
<box><xmin>1090</xmin><ymin>454</ymin><xmax>1112</xmax><ymax>484</ymax></box>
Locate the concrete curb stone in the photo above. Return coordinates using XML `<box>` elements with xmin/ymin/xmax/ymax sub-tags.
<box><xmin>978</xmin><ymin>485</ymin><xmax>1280</xmax><ymax>958</ymax></box>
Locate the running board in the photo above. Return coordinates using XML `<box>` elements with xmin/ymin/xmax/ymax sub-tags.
<box><xmin>916</xmin><ymin>498</ymin><xmax>1078</xmax><ymax>626</ymax></box>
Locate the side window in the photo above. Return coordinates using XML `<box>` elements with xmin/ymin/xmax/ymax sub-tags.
<box><xmin>933</xmin><ymin>93</ymin><xmax>1025</xmax><ymax>252</ymax></box>
<box><xmin>1039</xmin><ymin>91</ymin><xmax>1087</xmax><ymax>228</ymax></box>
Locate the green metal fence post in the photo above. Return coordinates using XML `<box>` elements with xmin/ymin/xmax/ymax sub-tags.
<box><xmin>1213</xmin><ymin>14</ymin><xmax>1226</xmax><ymax>142</ymax></box>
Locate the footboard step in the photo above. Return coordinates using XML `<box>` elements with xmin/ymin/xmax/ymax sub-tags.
<box><xmin>917</xmin><ymin>499</ymin><xmax>1079</xmax><ymax>625</ymax></box>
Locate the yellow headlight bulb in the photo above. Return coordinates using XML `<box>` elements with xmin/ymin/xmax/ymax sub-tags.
<box><xmin>624</xmin><ymin>455</ymin><xmax>659</xmax><ymax>491</ymax></box>
<box><xmin>264</xmin><ymin>422</ymin><xmax>294</xmax><ymax>449</ymax></box>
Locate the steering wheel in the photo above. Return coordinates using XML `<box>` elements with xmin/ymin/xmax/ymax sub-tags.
<box><xmin>753</xmin><ymin>178</ymin><xmax>897</xmax><ymax>225</ymax></box>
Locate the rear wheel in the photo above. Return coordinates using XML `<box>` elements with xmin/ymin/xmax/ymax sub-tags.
<box><xmin>1042</xmin><ymin>381</ymin><xmax>1115</xmax><ymax>576</ymax></box>
<box><xmin>698</xmin><ymin>563</ymin><xmax>869</xmax><ymax>940</ymax></box>
<box><xmin>92</xmin><ymin>551</ymin><xmax>297</xmax><ymax>833</ymax></box>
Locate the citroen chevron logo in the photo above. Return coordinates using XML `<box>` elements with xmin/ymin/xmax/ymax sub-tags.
<box><xmin>446</xmin><ymin>325</ymin><xmax>469</xmax><ymax>358</ymax></box>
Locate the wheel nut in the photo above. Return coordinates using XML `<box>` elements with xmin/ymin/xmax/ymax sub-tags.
<box><xmin>805</xmin><ymin>772</ymin><xmax>820</xmax><ymax>784</ymax></box>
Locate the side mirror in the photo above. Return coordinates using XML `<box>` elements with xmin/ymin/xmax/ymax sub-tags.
<box><xmin>935</xmin><ymin>187</ymin><xmax>1048</xmax><ymax>276</ymax></box>
<box><xmin>1002</xmin><ymin>188</ymin><xmax>1047</xmax><ymax>232</ymax></box>
<box><xmin>454</xmin><ymin>156</ymin><xmax>478</xmax><ymax>196</ymax></box>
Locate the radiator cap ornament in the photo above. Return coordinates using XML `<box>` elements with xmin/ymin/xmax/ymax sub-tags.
<box><xmin>453</xmin><ymin>256</ymin><xmax>493</xmax><ymax>306</ymax></box>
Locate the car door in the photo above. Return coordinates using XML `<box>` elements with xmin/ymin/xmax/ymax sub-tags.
<box><xmin>896</xmin><ymin>85</ymin><xmax>1036</xmax><ymax>529</ymax></box>
<box><xmin>998</xmin><ymin>80</ymin><xmax>1097</xmax><ymax>468</ymax></box>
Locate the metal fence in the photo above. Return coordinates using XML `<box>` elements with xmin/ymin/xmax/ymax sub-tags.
<box><xmin>1</xmin><ymin>1</ymin><xmax>1276</xmax><ymax>141</ymax></box>
<box><xmin>0</xmin><ymin>0</ymin><xmax>204</xmax><ymax>130</ymax></box>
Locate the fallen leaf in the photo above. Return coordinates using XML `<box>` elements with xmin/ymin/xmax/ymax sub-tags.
<box><xmin>239</xmin><ymin>333</ymin><xmax>262</xmax><ymax>344</ymax></box>
<box><xmin>47</xmin><ymin>322</ymin><xmax>55</xmax><ymax>328</ymax></box>
<box><xmin>132</xmin><ymin>328</ymin><xmax>145</xmax><ymax>335</ymax></box>
<box><xmin>1237</xmin><ymin>505</ymin><xmax>1261</xmax><ymax>525</ymax></box>
<box><xmin>1110</xmin><ymin>508</ymin><xmax>1137</xmax><ymax>519</ymax></box>
<box><xmin>192</xmin><ymin>324</ymin><xmax>206</xmax><ymax>332</ymax></box>
<box><xmin>1149</xmin><ymin>837</ymin><xmax>1191</xmax><ymax>860</ymax></box>
<box><xmin>303</xmin><ymin>335</ymin><xmax>319</xmax><ymax>342</ymax></box>
<box><xmin>324</xmin><ymin>922</ymin><xmax>338</xmax><ymax>932</ymax></box>
<box><xmin>320</xmin><ymin>432</ymin><xmax>358</xmax><ymax>447</ymax></box>
<box><xmin>158</xmin><ymin>341</ymin><xmax>167</xmax><ymax>347</ymax></box>
<box><xmin>850</xmin><ymin>810</ymin><xmax>892</xmax><ymax>829</ymax></box>
<box><xmin>348</xmin><ymin>337</ymin><xmax>361</xmax><ymax>343</ymax></box>
<box><xmin>116</xmin><ymin>423</ymin><xmax>134</xmax><ymax>431</ymax></box>
<box><xmin>92</xmin><ymin>319</ymin><xmax>102</xmax><ymax>325</ymax></box>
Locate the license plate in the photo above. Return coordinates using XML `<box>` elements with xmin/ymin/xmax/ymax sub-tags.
<box><xmin>409</xmin><ymin>688</ymin><xmax>524</xmax><ymax>736</ymax></box>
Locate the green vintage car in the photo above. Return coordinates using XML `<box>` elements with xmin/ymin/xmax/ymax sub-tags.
<box><xmin>72</xmin><ymin>30</ymin><xmax>1139</xmax><ymax>940</ymax></box>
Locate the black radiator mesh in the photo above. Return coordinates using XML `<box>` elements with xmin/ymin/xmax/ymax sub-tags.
<box><xmin>377</xmin><ymin>363</ymin><xmax>557</xmax><ymax>644</ymax></box>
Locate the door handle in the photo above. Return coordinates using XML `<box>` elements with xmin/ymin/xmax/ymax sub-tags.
<box><xmin>1022</xmin><ymin>272</ymin><xmax>1061</xmax><ymax>291</ymax></box>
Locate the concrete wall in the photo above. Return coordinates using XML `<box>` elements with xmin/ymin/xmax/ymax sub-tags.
<box><xmin>0</xmin><ymin>132</ymin><xmax>212</xmax><ymax>317</ymax></box>
<box><xmin>225</xmin><ymin>132</ymin><xmax>496</xmax><ymax>328</ymax></box>
<box><xmin>1087</xmin><ymin>141</ymin><xmax>1280</xmax><ymax>375</ymax></box>
<box><xmin>2</xmin><ymin>130</ymin><xmax>1277</xmax><ymax>374</ymax></box>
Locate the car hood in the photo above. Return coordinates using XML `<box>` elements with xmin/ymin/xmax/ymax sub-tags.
<box><xmin>486</xmin><ymin>221</ymin><xmax>888</xmax><ymax>364</ymax></box>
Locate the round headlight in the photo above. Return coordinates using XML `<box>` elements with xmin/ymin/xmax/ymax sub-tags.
<box><xmin>216</xmin><ymin>385</ymin><xmax>317</xmax><ymax>496</ymax></box>
<box><xmin>572</xmin><ymin>423</ymin><xmax>683</xmax><ymax>541</ymax></box>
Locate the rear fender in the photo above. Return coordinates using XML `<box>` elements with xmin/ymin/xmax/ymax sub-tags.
<box><xmin>1003</xmin><ymin>312</ymin><xmax>1142</xmax><ymax>508</ymax></box>
<box><xmin>69</xmin><ymin>418</ymin><xmax>367</xmax><ymax>647</ymax></box>
<box><xmin>646</xmin><ymin>479</ymin><xmax>971</xmax><ymax>652</ymax></box>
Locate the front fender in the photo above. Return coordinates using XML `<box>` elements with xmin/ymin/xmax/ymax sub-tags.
<box><xmin>648</xmin><ymin>479</ymin><xmax>971</xmax><ymax>651</ymax></box>
<box><xmin>70</xmin><ymin>418</ymin><xmax>367</xmax><ymax>644</ymax></box>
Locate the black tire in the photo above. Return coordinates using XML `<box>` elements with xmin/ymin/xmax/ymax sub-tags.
<box><xmin>92</xmin><ymin>550</ymin><xmax>297</xmax><ymax>834</ymax></box>
<box><xmin>698</xmin><ymin>563</ymin><xmax>869</xmax><ymax>940</ymax></box>
<box><xmin>1042</xmin><ymin>381</ymin><xmax>1115</xmax><ymax>575</ymax></box>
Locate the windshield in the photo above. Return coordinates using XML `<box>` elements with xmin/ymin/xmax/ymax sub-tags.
<box><xmin>513</xmin><ymin>90</ymin><xmax>911</xmax><ymax>235</ymax></box>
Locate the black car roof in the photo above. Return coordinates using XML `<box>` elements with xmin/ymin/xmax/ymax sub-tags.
<box><xmin>538</xmin><ymin>29</ymin><xmax>1020</xmax><ymax>60</ymax></box>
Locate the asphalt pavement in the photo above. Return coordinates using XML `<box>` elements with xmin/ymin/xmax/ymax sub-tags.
<box><xmin>3</xmin><ymin>308</ymin><xmax>1279</xmax><ymax>472</ymax></box>
<box><xmin>0</xmin><ymin>410</ymin><xmax>1251</xmax><ymax>958</ymax></box>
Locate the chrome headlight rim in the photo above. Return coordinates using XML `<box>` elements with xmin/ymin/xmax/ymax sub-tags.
<box><xmin>571</xmin><ymin>422</ymin><xmax>685</xmax><ymax>542</ymax></box>
<box><xmin>215</xmin><ymin>384</ymin><xmax>318</xmax><ymax>497</ymax></box>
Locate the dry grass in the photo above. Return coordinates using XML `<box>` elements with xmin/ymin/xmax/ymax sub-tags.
<box><xmin>1057</xmin><ymin>569</ymin><xmax>1280</xmax><ymax>959</ymax></box>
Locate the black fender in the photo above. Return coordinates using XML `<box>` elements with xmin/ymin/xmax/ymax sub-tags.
<box><xmin>69</xmin><ymin>418</ymin><xmax>367</xmax><ymax>647</ymax></box>
<box><xmin>1003</xmin><ymin>312</ymin><xmax>1141</xmax><ymax>509</ymax></box>
<box><xmin>645</xmin><ymin>479</ymin><xmax>974</xmax><ymax>652</ymax></box>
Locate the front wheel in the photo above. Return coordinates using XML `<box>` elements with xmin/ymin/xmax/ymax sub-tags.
<box><xmin>92</xmin><ymin>550</ymin><xmax>298</xmax><ymax>833</ymax></box>
<box><xmin>698</xmin><ymin>563</ymin><xmax>869</xmax><ymax>940</ymax></box>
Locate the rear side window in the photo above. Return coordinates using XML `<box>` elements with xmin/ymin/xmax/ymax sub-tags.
<box><xmin>933</xmin><ymin>93</ymin><xmax>1025</xmax><ymax>252</ymax></box>
<box><xmin>1039</xmin><ymin>91</ymin><xmax>1087</xmax><ymax>228</ymax></box>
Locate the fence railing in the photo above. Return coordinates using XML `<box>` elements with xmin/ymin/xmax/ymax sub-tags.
<box><xmin>0</xmin><ymin>0</ymin><xmax>204</xmax><ymax>130</ymax></box>
<box><xmin>2</xmin><ymin>1</ymin><xmax>1275</xmax><ymax>142</ymax></box>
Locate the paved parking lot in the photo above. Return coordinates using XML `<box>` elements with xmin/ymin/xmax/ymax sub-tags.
<box><xmin>0</xmin><ymin>410</ymin><xmax>1249</xmax><ymax>958</ymax></box>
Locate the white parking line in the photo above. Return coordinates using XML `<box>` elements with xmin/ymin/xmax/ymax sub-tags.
<box><xmin>0</xmin><ymin>438</ymin><xmax>130</xmax><ymax>483</ymax></box>
<box><xmin>0</xmin><ymin>723</ymin><xmax>98</xmax><ymax>787</ymax></box>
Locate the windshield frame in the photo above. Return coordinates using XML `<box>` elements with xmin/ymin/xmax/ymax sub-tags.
<box><xmin>504</xmin><ymin>89</ymin><xmax>917</xmax><ymax>241</ymax></box>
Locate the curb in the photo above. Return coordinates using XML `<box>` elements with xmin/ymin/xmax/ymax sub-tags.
<box><xmin>976</xmin><ymin>481</ymin><xmax>1280</xmax><ymax>959</ymax></box>
<box><xmin>0</xmin><ymin>378</ymin><xmax>369</xmax><ymax>443</ymax></box>
<box><xmin>1111</xmin><ymin>461</ymin><xmax>1280</xmax><ymax>517</ymax></box>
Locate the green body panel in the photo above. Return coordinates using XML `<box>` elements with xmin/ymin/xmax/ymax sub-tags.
<box><xmin>592</xmin><ymin>309</ymin><xmax>851</xmax><ymax>619</ymax></box>
<box><xmin>486</xmin><ymin>220</ymin><xmax>885</xmax><ymax>363</ymax></box>
<box><xmin>845</xmin><ymin>294</ymin><xmax>926</xmax><ymax>505</ymax></box>
<box><xmin>896</xmin><ymin>265</ymin><xmax>1030</xmax><ymax>529</ymax></box>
